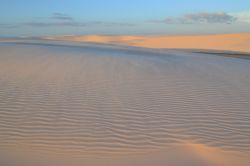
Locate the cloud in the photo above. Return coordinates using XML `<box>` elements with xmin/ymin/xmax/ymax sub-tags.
<box><xmin>50</xmin><ymin>13</ymin><xmax>74</xmax><ymax>21</ymax></box>
<box><xmin>27</xmin><ymin>13</ymin><xmax>82</xmax><ymax>27</ymax></box>
<box><xmin>0</xmin><ymin>23</ymin><xmax>18</xmax><ymax>29</ymax></box>
<box><xmin>153</xmin><ymin>12</ymin><xmax>237</xmax><ymax>24</ymax></box>
<box><xmin>23</xmin><ymin>21</ymin><xmax>135</xmax><ymax>28</ymax></box>
<box><xmin>231</xmin><ymin>12</ymin><xmax>250</xmax><ymax>23</ymax></box>
<box><xmin>21</xmin><ymin>13</ymin><xmax>135</xmax><ymax>28</ymax></box>
<box><xmin>23</xmin><ymin>21</ymin><xmax>86</xmax><ymax>27</ymax></box>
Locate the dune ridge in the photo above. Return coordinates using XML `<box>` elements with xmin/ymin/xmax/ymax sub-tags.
<box><xmin>43</xmin><ymin>33</ymin><xmax>250</xmax><ymax>53</ymax></box>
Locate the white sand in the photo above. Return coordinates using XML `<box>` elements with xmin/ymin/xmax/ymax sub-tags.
<box><xmin>0</xmin><ymin>39</ymin><xmax>250</xmax><ymax>166</ymax></box>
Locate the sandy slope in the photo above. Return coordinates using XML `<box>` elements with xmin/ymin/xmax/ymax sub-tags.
<box><xmin>44</xmin><ymin>33</ymin><xmax>250</xmax><ymax>53</ymax></box>
<box><xmin>0</xmin><ymin>40</ymin><xmax>250</xmax><ymax>166</ymax></box>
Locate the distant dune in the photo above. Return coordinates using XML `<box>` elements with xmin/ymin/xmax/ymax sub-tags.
<box><xmin>43</xmin><ymin>33</ymin><xmax>250</xmax><ymax>53</ymax></box>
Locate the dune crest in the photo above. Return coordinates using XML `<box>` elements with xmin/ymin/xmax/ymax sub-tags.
<box><xmin>44</xmin><ymin>33</ymin><xmax>250</xmax><ymax>53</ymax></box>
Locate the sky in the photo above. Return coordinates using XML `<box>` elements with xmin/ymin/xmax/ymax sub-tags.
<box><xmin>0</xmin><ymin>0</ymin><xmax>250</xmax><ymax>36</ymax></box>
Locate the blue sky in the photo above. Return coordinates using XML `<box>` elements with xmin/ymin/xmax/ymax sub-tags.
<box><xmin>1</xmin><ymin>0</ymin><xmax>250</xmax><ymax>36</ymax></box>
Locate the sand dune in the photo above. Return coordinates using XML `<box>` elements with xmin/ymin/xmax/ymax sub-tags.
<box><xmin>44</xmin><ymin>33</ymin><xmax>250</xmax><ymax>53</ymax></box>
<box><xmin>0</xmin><ymin>40</ymin><xmax>250</xmax><ymax>166</ymax></box>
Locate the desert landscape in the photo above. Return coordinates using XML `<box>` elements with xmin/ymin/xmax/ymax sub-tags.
<box><xmin>1</xmin><ymin>1</ymin><xmax>250</xmax><ymax>166</ymax></box>
<box><xmin>0</xmin><ymin>38</ymin><xmax>250</xmax><ymax>166</ymax></box>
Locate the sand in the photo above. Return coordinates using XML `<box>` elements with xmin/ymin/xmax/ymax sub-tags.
<box><xmin>43</xmin><ymin>33</ymin><xmax>250</xmax><ymax>53</ymax></box>
<box><xmin>0</xmin><ymin>39</ymin><xmax>250</xmax><ymax>166</ymax></box>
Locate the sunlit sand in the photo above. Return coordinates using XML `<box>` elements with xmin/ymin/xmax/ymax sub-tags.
<box><xmin>44</xmin><ymin>33</ymin><xmax>250</xmax><ymax>53</ymax></box>
<box><xmin>0</xmin><ymin>39</ymin><xmax>250</xmax><ymax>166</ymax></box>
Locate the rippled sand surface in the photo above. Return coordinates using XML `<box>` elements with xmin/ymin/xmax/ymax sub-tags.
<box><xmin>0</xmin><ymin>40</ymin><xmax>250</xmax><ymax>166</ymax></box>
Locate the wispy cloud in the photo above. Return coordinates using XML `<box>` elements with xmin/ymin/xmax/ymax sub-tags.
<box><xmin>49</xmin><ymin>13</ymin><xmax>74</xmax><ymax>21</ymax></box>
<box><xmin>23</xmin><ymin>13</ymin><xmax>135</xmax><ymax>27</ymax></box>
<box><xmin>0</xmin><ymin>23</ymin><xmax>18</xmax><ymax>28</ymax></box>
<box><xmin>152</xmin><ymin>12</ymin><xmax>237</xmax><ymax>24</ymax></box>
<box><xmin>23</xmin><ymin>21</ymin><xmax>135</xmax><ymax>28</ymax></box>
<box><xmin>231</xmin><ymin>12</ymin><xmax>250</xmax><ymax>23</ymax></box>
<box><xmin>0</xmin><ymin>13</ymin><xmax>135</xmax><ymax>29</ymax></box>
<box><xmin>24</xmin><ymin>13</ymin><xmax>87</xmax><ymax>27</ymax></box>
